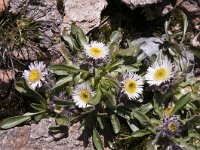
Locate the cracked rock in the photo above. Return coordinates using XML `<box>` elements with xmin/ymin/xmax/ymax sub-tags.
<box><xmin>62</xmin><ymin>0</ymin><xmax>108</xmax><ymax>33</ymax></box>
<box><xmin>0</xmin><ymin>118</ymin><xmax>94</xmax><ymax>150</ymax></box>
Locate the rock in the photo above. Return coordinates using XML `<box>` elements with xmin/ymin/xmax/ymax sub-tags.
<box><xmin>11</xmin><ymin>45</ymin><xmax>41</xmax><ymax>61</ymax></box>
<box><xmin>62</xmin><ymin>0</ymin><xmax>108</xmax><ymax>33</ymax></box>
<box><xmin>0</xmin><ymin>69</ymin><xmax>14</xmax><ymax>98</ymax></box>
<box><xmin>10</xmin><ymin>0</ymin><xmax>62</xmax><ymax>24</ymax></box>
<box><xmin>121</xmin><ymin>0</ymin><xmax>162</xmax><ymax>9</ymax></box>
<box><xmin>9</xmin><ymin>0</ymin><xmax>63</xmax><ymax>62</ymax></box>
<box><xmin>0</xmin><ymin>0</ymin><xmax>10</xmax><ymax>12</ymax></box>
<box><xmin>0</xmin><ymin>118</ymin><xmax>94</xmax><ymax>150</ymax></box>
<box><xmin>48</xmin><ymin>42</ymin><xmax>65</xmax><ymax>64</ymax></box>
<box><xmin>190</xmin><ymin>33</ymin><xmax>200</xmax><ymax>48</ymax></box>
<box><xmin>131</xmin><ymin>37</ymin><xmax>164</xmax><ymax>57</ymax></box>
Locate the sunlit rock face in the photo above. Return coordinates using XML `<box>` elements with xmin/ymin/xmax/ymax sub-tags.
<box><xmin>0</xmin><ymin>0</ymin><xmax>10</xmax><ymax>12</ymax></box>
<box><xmin>121</xmin><ymin>0</ymin><xmax>162</xmax><ymax>9</ymax></box>
<box><xmin>9</xmin><ymin>0</ymin><xmax>62</xmax><ymax>24</ymax></box>
<box><xmin>62</xmin><ymin>0</ymin><xmax>108</xmax><ymax>33</ymax></box>
<box><xmin>0</xmin><ymin>118</ymin><xmax>94</xmax><ymax>150</ymax></box>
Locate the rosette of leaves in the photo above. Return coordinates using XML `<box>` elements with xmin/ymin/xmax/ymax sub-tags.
<box><xmin>50</xmin><ymin>24</ymin><xmax>149</xmax><ymax>149</ymax></box>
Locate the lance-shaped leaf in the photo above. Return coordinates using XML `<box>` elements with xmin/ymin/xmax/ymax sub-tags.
<box><xmin>50</xmin><ymin>64</ymin><xmax>84</xmax><ymax>75</ymax></box>
<box><xmin>1</xmin><ymin>115</ymin><xmax>31</xmax><ymax>129</ymax></box>
<box><xmin>105</xmin><ymin>59</ymin><xmax>124</xmax><ymax>71</ymax></box>
<box><xmin>97</xmin><ymin>117</ymin><xmax>105</xmax><ymax>130</ymax></box>
<box><xmin>172</xmin><ymin>93</ymin><xmax>190</xmax><ymax>114</ymax></box>
<box><xmin>137</xmin><ymin>52</ymin><xmax>147</xmax><ymax>63</ymax></box>
<box><xmin>137</xmin><ymin>102</ymin><xmax>153</xmax><ymax>114</ymax></box>
<box><xmin>52</xmin><ymin>99</ymin><xmax>74</xmax><ymax>106</ymax></box>
<box><xmin>127</xmin><ymin>120</ymin><xmax>139</xmax><ymax>132</ymax></box>
<box><xmin>30</xmin><ymin>103</ymin><xmax>46</xmax><ymax>111</ymax></box>
<box><xmin>110</xmin><ymin>114</ymin><xmax>120</xmax><ymax>134</ymax></box>
<box><xmin>180</xmin><ymin>10</ymin><xmax>188</xmax><ymax>43</ymax></box>
<box><xmin>89</xmin><ymin>86</ymin><xmax>102</xmax><ymax>105</ymax></box>
<box><xmin>62</xmin><ymin>27</ymin><xmax>74</xmax><ymax>50</ymax></box>
<box><xmin>15</xmin><ymin>79</ymin><xmax>46</xmax><ymax>106</ymax></box>
<box><xmin>109</xmin><ymin>30</ymin><xmax>122</xmax><ymax>45</ymax></box>
<box><xmin>52</xmin><ymin>76</ymin><xmax>72</xmax><ymax>90</ymax></box>
<box><xmin>153</xmin><ymin>93</ymin><xmax>163</xmax><ymax>119</ymax></box>
<box><xmin>131</xmin><ymin>129</ymin><xmax>152</xmax><ymax>138</ymax></box>
<box><xmin>115</xmin><ymin>108</ymin><xmax>131</xmax><ymax>121</ymax></box>
<box><xmin>101</xmin><ymin>88</ymin><xmax>116</xmax><ymax>109</ymax></box>
<box><xmin>131</xmin><ymin>110</ymin><xmax>149</xmax><ymax>125</ymax></box>
<box><xmin>71</xmin><ymin>23</ymin><xmax>88</xmax><ymax>47</ymax></box>
<box><xmin>92</xmin><ymin>127</ymin><xmax>104</xmax><ymax>150</ymax></box>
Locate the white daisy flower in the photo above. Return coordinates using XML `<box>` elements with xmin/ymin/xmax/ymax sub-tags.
<box><xmin>121</xmin><ymin>72</ymin><xmax>144</xmax><ymax>100</ymax></box>
<box><xmin>23</xmin><ymin>61</ymin><xmax>48</xmax><ymax>89</ymax></box>
<box><xmin>84</xmin><ymin>41</ymin><xmax>109</xmax><ymax>60</ymax></box>
<box><xmin>72</xmin><ymin>83</ymin><xmax>95</xmax><ymax>108</ymax></box>
<box><xmin>145</xmin><ymin>57</ymin><xmax>175</xmax><ymax>86</ymax></box>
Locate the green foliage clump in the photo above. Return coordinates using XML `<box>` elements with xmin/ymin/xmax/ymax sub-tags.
<box><xmin>1</xmin><ymin>9</ymin><xmax>200</xmax><ymax>150</ymax></box>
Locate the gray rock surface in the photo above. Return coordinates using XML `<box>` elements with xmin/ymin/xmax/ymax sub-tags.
<box><xmin>62</xmin><ymin>0</ymin><xmax>108</xmax><ymax>33</ymax></box>
<box><xmin>10</xmin><ymin>0</ymin><xmax>62</xmax><ymax>24</ymax></box>
<box><xmin>0</xmin><ymin>118</ymin><xmax>94</xmax><ymax>150</ymax></box>
<box><xmin>122</xmin><ymin>0</ymin><xmax>162</xmax><ymax>9</ymax></box>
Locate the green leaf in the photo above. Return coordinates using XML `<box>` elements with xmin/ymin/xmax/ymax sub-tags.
<box><xmin>34</xmin><ymin>114</ymin><xmax>44</xmax><ymax>122</ymax></box>
<box><xmin>180</xmin><ymin>10</ymin><xmax>188</xmax><ymax>43</ymax></box>
<box><xmin>71</xmin><ymin>23</ymin><xmax>88</xmax><ymax>47</ymax></box>
<box><xmin>105</xmin><ymin>59</ymin><xmax>124</xmax><ymax>71</ymax></box>
<box><xmin>115</xmin><ymin>108</ymin><xmax>131</xmax><ymax>121</ymax></box>
<box><xmin>56</xmin><ymin>114</ymin><xmax>70</xmax><ymax>126</ymax></box>
<box><xmin>52</xmin><ymin>99</ymin><xmax>74</xmax><ymax>106</ymax></box>
<box><xmin>92</xmin><ymin>127</ymin><xmax>104</xmax><ymax>150</ymax></box>
<box><xmin>101</xmin><ymin>88</ymin><xmax>116</xmax><ymax>109</ymax></box>
<box><xmin>110</xmin><ymin>114</ymin><xmax>120</xmax><ymax>134</ymax></box>
<box><xmin>50</xmin><ymin>64</ymin><xmax>83</xmax><ymax>75</ymax></box>
<box><xmin>131</xmin><ymin>110</ymin><xmax>149</xmax><ymax>125</ymax></box>
<box><xmin>89</xmin><ymin>87</ymin><xmax>102</xmax><ymax>105</ymax></box>
<box><xmin>172</xmin><ymin>93</ymin><xmax>190</xmax><ymax>114</ymax></box>
<box><xmin>116</xmin><ymin>46</ymin><xmax>139</xmax><ymax>57</ymax></box>
<box><xmin>23</xmin><ymin>112</ymin><xmax>44</xmax><ymax>116</ymax></box>
<box><xmin>97</xmin><ymin>117</ymin><xmax>105</xmax><ymax>130</ymax></box>
<box><xmin>109</xmin><ymin>30</ymin><xmax>122</xmax><ymax>45</ymax></box>
<box><xmin>62</xmin><ymin>27</ymin><xmax>74</xmax><ymax>50</ymax></box>
<box><xmin>137</xmin><ymin>52</ymin><xmax>147</xmax><ymax>63</ymax></box>
<box><xmin>30</xmin><ymin>103</ymin><xmax>46</xmax><ymax>111</ymax></box>
<box><xmin>115</xmin><ymin>65</ymin><xmax>139</xmax><ymax>73</ymax></box>
<box><xmin>15</xmin><ymin>79</ymin><xmax>46</xmax><ymax>105</ymax></box>
<box><xmin>164</xmin><ymin>19</ymin><xmax>171</xmax><ymax>42</ymax></box>
<box><xmin>1</xmin><ymin>115</ymin><xmax>31</xmax><ymax>129</ymax></box>
<box><xmin>127</xmin><ymin>120</ymin><xmax>139</xmax><ymax>132</ymax></box>
<box><xmin>52</xmin><ymin>76</ymin><xmax>72</xmax><ymax>90</ymax></box>
<box><xmin>131</xmin><ymin>129</ymin><xmax>152</xmax><ymax>138</ymax></box>
<box><xmin>49</xmin><ymin>125</ymin><xmax>67</xmax><ymax>133</ymax></box>
<box><xmin>153</xmin><ymin>93</ymin><xmax>163</xmax><ymax>119</ymax></box>
<box><xmin>138</xmin><ymin>102</ymin><xmax>153</xmax><ymax>114</ymax></box>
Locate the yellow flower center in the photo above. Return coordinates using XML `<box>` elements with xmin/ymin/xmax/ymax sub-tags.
<box><xmin>154</xmin><ymin>68</ymin><xmax>169</xmax><ymax>81</ymax></box>
<box><xmin>168</xmin><ymin>123</ymin><xmax>177</xmax><ymax>132</ymax></box>
<box><xmin>125</xmin><ymin>79</ymin><xmax>137</xmax><ymax>94</ymax></box>
<box><xmin>79</xmin><ymin>89</ymin><xmax>92</xmax><ymax>103</ymax></box>
<box><xmin>28</xmin><ymin>69</ymin><xmax>41</xmax><ymax>83</ymax></box>
<box><xmin>90</xmin><ymin>47</ymin><xmax>102</xmax><ymax>58</ymax></box>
